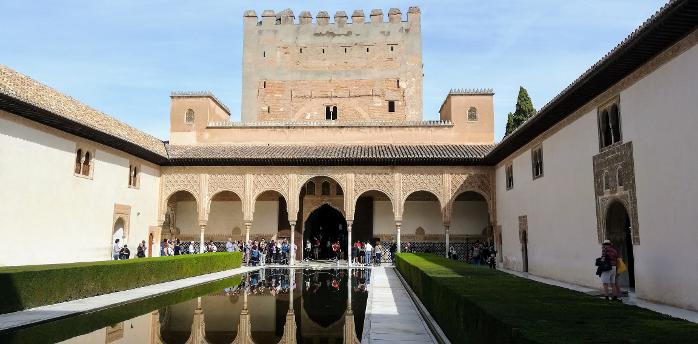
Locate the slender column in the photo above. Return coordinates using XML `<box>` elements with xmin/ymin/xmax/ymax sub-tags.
<box><xmin>445</xmin><ymin>224</ymin><xmax>450</xmax><ymax>257</ymax></box>
<box><xmin>290</xmin><ymin>269</ymin><xmax>295</xmax><ymax>310</ymax></box>
<box><xmin>199</xmin><ymin>223</ymin><xmax>206</xmax><ymax>253</ymax></box>
<box><xmin>347</xmin><ymin>221</ymin><xmax>353</xmax><ymax>266</ymax></box>
<box><xmin>290</xmin><ymin>221</ymin><xmax>296</xmax><ymax>266</ymax></box>
<box><xmin>244</xmin><ymin>222</ymin><xmax>251</xmax><ymax>244</ymax></box>
<box><xmin>396</xmin><ymin>221</ymin><xmax>402</xmax><ymax>253</ymax></box>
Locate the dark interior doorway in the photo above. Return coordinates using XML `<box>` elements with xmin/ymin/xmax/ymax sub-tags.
<box><xmin>521</xmin><ymin>230</ymin><xmax>529</xmax><ymax>273</ymax></box>
<box><xmin>606</xmin><ymin>202</ymin><xmax>636</xmax><ymax>289</ymax></box>
<box><xmin>304</xmin><ymin>204</ymin><xmax>347</xmax><ymax>259</ymax></box>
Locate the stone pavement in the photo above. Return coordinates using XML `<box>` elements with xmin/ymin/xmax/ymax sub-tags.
<box><xmin>362</xmin><ymin>266</ymin><xmax>438</xmax><ymax>343</ymax></box>
<box><xmin>0</xmin><ymin>265</ymin><xmax>259</xmax><ymax>331</ymax></box>
<box><xmin>501</xmin><ymin>268</ymin><xmax>698</xmax><ymax>324</ymax></box>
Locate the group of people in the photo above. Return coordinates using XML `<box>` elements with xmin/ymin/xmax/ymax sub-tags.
<box><xmin>596</xmin><ymin>239</ymin><xmax>629</xmax><ymax>302</ymax></box>
<box><xmin>112</xmin><ymin>238</ymin><xmax>149</xmax><ymax>260</ymax></box>
<box><xmin>227</xmin><ymin>238</ymin><xmax>296</xmax><ymax>266</ymax></box>
<box><xmin>468</xmin><ymin>240</ymin><xmax>497</xmax><ymax>269</ymax></box>
<box><xmin>350</xmin><ymin>240</ymin><xmax>394</xmax><ymax>266</ymax></box>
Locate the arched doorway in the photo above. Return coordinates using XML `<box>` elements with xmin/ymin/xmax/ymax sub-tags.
<box><xmin>304</xmin><ymin>204</ymin><xmax>347</xmax><ymax>260</ymax></box>
<box><xmin>113</xmin><ymin>217</ymin><xmax>125</xmax><ymax>245</ymax></box>
<box><xmin>606</xmin><ymin>201</ymin><xmax>635</xmax><ymax>289</ymax></box>
<box><xmin>450</xmin><ymin>191</ymin><xmax>491</xmax><ymax>261</ymax></box>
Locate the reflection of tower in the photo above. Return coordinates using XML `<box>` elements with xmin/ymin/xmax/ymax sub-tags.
<box><xmin>185</xmin><ymin>297</ymin><xmax>208</xmax><ymax>344</ymax></box>
<box><xmin>232</xmin><ymin>288</ymin><xmax>255</xmax><ymax>344</ymax></box>
<box><xmin>278</xmin><ymin>269</ymin><xmax>297</xmax><ymax>344</ymax></box>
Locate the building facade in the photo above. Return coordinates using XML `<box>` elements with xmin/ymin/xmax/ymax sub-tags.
<box><xmin>1</xmin><ymin>2</ymin><xmax>697</xmax><ymax>312</ymax></box>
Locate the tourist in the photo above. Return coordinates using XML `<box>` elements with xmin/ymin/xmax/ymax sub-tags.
<box><xmin>600</xmin><ymin>239</ymin><xmax>620</xmax><ymax>301</ymax></box>
<box><xmin>281</xmin><ymin>240</ymin><xmax>289</xmax><ymax>265</ymax></box>
<box><xmin>173</xmin><ymin>239</ymin><xmax>181</xmax><ymax>255</ymax></box>
<box><xmin>161</xmin><ymin>239</ymin><xmax>169</xmax><ymax>256</ymax></box>
<box><xmin>188</xmin><ymin>241</ymin><xmax>196</xmax><ymax>254</ymax></box>
<box><xmin>488</xmin><ymin>244</ymin><xmax>497</xmax><ymax>269</ymax></box>
<box><xmin>389</xmin><ymin>242</ymin><xmax>397</xmax><ymax>263</ymax></box>
<box><xmin>291</xmin><ymin>241</ymin><xmax>297</xmax><ymax>264</ymax></box>
<box><xmin>481</xmin><ymin>243</ymin><xmax>490</xmax><ymax>266</ymax></box>
<box><xmin>332</xmin><ymin>241</ymin><xmax>340</xmax><ymax>261</ymax></box>
<box><xmin>260</xmin><ymin>240</ymin><xmax>267</xmax><ymax>266</ymax></box>
<box><xmin>276</xmin><ymin>240</ymin><xmax>283</xmax><ymax>263</ymax></box>
<box><xmin>352</xmin><ymin>241</ymin><xmax>360</xmax><ymax>265</ymax></box>
<box><xmin>305</xmin><ymin>240</ymin><xmax>311</xmax><ymax>261</ymax></box>
<box><xmin>251</xmin><ymin>241</ymin><xmax>259</xmax><ymax>266</ymax></box>
<box><xmin>226</xmin><ymin>238</ymin><xmax>234</xmax><ymax>252</ymax></box>
<box><xmin>472</xmin><ymin>241</ymin><xmax>481</xmax><ymax>265</ymax></box>
<box><xmin>137</xmin><ymin>240</ymin><xmax>146</xmax><ymax>258</ymax></box>
<box><xmin>119</xmin><ymin>244</ymin><xmax>130</xmax><ymax>260</ymax></box>
<box><xmin>375</xmin><ymin>242</ymin><xmax>382</xmax><ymax>266</ymax></box>
<box><xmin>365</xmin><ymin>241</ymin><xmax>373</xmax><ymax>266</ymax></box>
<box><xmin>358</xmin><ymin>241</ymin><xmax>365</xmax><ymax>265</ymax></box>
<box><xmin>312</xmin><ymin>237</ymin><xmax>320</xmax><ymax>260</ymax></box>
<box><xmin>112</xmin><ymin>238</ymin><xmax>122</xmax><ymax>260</ymax></box>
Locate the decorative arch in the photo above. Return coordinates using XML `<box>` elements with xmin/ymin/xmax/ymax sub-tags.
<box><xmin>250</xmin><ymin>189</ymin><xmax>287</xmax><ymax>222</ymax></box>
<box><xmin>302</xmin><ymin>200</ymin><xmax>346</xmax><ymax>226</ymax></box>
<box><xmin>206</xmin><ymin>190</ymin><xmax>244</xmax><ymax>217</ymax></box>
<box><xmin>353</xmin><ymin>173</ymin><xmax>396</xmax><ymax>219</ymax></box>
<box><xmin>161</xmin><ymin>173</ymin><xmax>201</xmax><ymax>221</ymax></box>
<box><xmin>400</xmin><ymin>173</ymin><xmax>446</xmax><ymax>217</ymax></box>
<box><xmin>449</xmin><ymin>173</ymin><xmax>495</xmax><ymax>225</ymax></box>
<box><xmin>400</xmin><ymin>190</ymin><xmax>445</xmax><ymax>220</ymax></box>
<box><xmin>295</xmin><ymin>174</ymin><xmax>347</xmax><ymax>202</ymax></box>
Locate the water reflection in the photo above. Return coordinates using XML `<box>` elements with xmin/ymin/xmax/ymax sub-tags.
<box><xmin>156</xmin><ymin>268</ymin><xmax>369</xmax><ymax>344</ymax></box>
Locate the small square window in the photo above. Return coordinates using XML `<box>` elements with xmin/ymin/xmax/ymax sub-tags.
<box><xmin>388</xmin><ymin>101</ymin><xmax>395</xmax><ymax>113</ymax></box>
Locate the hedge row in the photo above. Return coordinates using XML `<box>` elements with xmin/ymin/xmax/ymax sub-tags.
<box><xmin>0</xmin><ymin>252</ymin><xmax>242</xmax><ymax>314</ymax></box>
<box><xmin>396</xmin><ymin>253</ymin><xmax>698</xmax><ymax>344</ymax></box>
<box><xmin>0</xmin><ymin>274</ymin><xmax>243</xmax><ymax>344</ymax></box>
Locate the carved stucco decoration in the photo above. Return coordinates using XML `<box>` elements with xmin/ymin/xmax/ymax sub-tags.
<box><xmin>161</xmin><ymin>172</ymin><xmax>200</xmax><ymax>220</ymax></box>
<box><xmin>400</xmin><ymin>173</ymin><xmax>446</xmax><ymax>210</ymax></box>
<box><xmin>250</xmin><ymin>174</ymin><xmax>289</xmax><ymax>221</ymax></box>
<box><xmin>353</xmin><ymin>173</ymin><xmax>397</xmax><ymax>217</ymax></box>
<box><xmin>593</xmin><ymin>141</ymin><xmax>640</xmax><ymax>244</ymax></box>
<box><xmin>449</xmin><ymin>173</ymin><xmax>495</xmax><ymax>223</ymax></box>
<box><xmin>207</xmin><ymin>173</ymin><xmax>245</xmax><ymax>215</ymax></box>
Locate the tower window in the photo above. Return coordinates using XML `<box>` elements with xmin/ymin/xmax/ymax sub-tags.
<box><xmin>390</xmin><ymin>45</ymin><xmax>394</xmax><ymax>52</ymax></box>
<box><xmin>185</xmin><ymin>109</ymin><xmax>195</xmax><ymax>124</ymax></box>
<box><xmin>128</xmin><ymin>164</ymin><xmax>139</xmax><ymax>188</ymax></box>
<box><xmin>366</xmin><ymin>47</ymin><xmax>370</xmax><ymax>53</ymax></box>
<box><xmin>468</xmin><ymin>107</ymin><xmax>478</xmax><ymax>121</ymax></box>
<box><xmin>306</xmin><ymin>181</ymin><xmax>316</xmax><ymax>195</ymax></box>
<box><xmin>321</xmin><ymin>181</ymin><xmax>331</xmax><ymax>195</ymax></box>
<box><xmin>344</xmin><ymin>48</ymin><xmax>347</xmax><ymax>53</ymax></box>
<box><xmin>263</xmin><ymin>51</ymin><xmax>266</xmax><ymax>57</ymax></box>
<box><xmin>326</xmin><ymin>105</ymin><xmax>337</xmax><ymax>120</ymax></box>
<box><xmin>300</xmin><ymin>48</ymin><xmax>303</xmax><ymax>53</ymax></box>
<box><xmin>322</xmin><ymin>48</ymin><xmax>325</xmax><ymax>54</ymax></box>
<box><xmin>388</xmin><ymin>101</ymin><xmax>395</xmax><ymax>113</ymax></box>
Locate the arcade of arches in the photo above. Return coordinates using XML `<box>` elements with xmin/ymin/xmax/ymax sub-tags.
<box><xmin>159</xmin><ymin>167</ymin><xmax>495</xmax><ymax>260</ymax></box>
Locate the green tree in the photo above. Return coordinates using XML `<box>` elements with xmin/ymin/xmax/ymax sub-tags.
<box><xmin>504</xmin><ymin>86</ymin><xmax>536</xmax><ymax>136</ymax></box>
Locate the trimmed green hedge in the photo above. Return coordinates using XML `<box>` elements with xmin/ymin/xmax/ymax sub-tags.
<box><xmin>396</xmin><ymin>253</ymin><xmax>698</xmax><ymax>343</ymax></box>
<box><xmin>0</xmin><ymin>252</ymin><xmax>242</xmax><ymax>314</ymax></box>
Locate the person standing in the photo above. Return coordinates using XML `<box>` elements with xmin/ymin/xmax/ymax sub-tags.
<box><xmin>226</xmin><ymin>238</ymin><xmax>234</xmax><ymax>252</ymax></box>
<box><xmin>173</xmin><ymin>239</ymin><xmax>181</xmax><ymax>255</ymax></box>
<box><xmin>600</xmin><ymin>239</ymin><xmax>620</xmax><ymax>301</ymax></box>
<box><xmin>389</xmin><ymin>242</ymin><xmax>397</xmax><ymax>263</ymax></box>
<box><xmin>305</xmin><ymin>240</ymin><xmax>311</xmax><ymax>261</ymax></box>
<box><xmin>112</xmin><ymin>239</ymin><xmax>122</xmax><ymax>260</ymax></box>
<box><xmin>119</xmin><ymin>244</ymin><xmax>130</xmax><ymax>260</ymax></box>
<box><xmin>332</xmin><ymin>241</ymin><xmax>340</xmax><ymax>261</ymax></box>
<box><xmin>188</xmin><ymin>241</ymin><xmax>196</xmax><ymax>255</ymax></box>
<box><xmin>472</xmin><ymin>241</ymin><xmax>481</xmax><ymax>265</ymax></box>
<box><xmin>375</xmin><ymin>242</ymin><xmax>383</xmax><ymax>266</ymax></box>
<box><xmin>137</xmin><ymin>240</ymin><xmax>146</xmax><ymax>258</ymax></box>
<box><xmin>365</xmin><ymin>241</ymin><xmax>373</xmax><ymax>266</ymax></box>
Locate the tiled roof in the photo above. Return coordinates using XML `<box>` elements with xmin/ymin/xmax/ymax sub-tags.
<box><xmin>165</xmin><ymin>144</ymin><xmax>494</xmax><ymax>166</ymax></box>
<box><xmin>0</xmin><ymin>65</ymin><xmax>168</xmax><ymax>160</ymax></box>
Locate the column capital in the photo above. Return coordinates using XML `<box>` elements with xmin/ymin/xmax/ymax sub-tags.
<box><xmin>346</xmin><ymin>220</ymin><xmax>353</xmax><ymax>227</ymax></box>
<box><xmin>198</xmin><ymin>220</ymin><xmax>208</xmax><ymax>227</ymax></box>
<box><xmin>289</xmin><ymin>221</ymin><xmax>296</xmax><ymax>227</ymax></box>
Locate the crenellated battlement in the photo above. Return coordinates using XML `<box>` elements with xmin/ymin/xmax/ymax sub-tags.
<box><xmin>243</xmin><ymin>7</ymin><xmax>420</xmax><ymax>26</ymax></box>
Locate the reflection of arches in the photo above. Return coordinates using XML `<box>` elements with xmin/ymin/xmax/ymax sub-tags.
<box><xmin>304</xmin><ymin>204</ymin><xmax>348</xmax><ymax>259</ymax></box>
<box><xmin>605</xmin><ymin>201</ymin><xmax>635</xmax><ymax>288</ymax></box>
<box><xmin>303</xmin><ymin>270</ymin><xmax>347</xmax><ymax>327</ymax></box>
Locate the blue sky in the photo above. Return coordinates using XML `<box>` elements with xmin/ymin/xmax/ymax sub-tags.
<box><xmin>0</xmin><ymin>1</ymin><xmax>666</xmax><ymax>141</ymax></box>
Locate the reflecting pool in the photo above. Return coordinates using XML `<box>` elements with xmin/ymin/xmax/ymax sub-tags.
<box><xmin>0</xmin><ymin>268</ymin><xmax>371</xmax><ymax>344</ymax></box>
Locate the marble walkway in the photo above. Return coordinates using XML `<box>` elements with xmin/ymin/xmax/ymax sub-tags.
<box><xmin>362</xmin><ymin>266</ymin><xmax>438</xmax><ymax>343</ymax></box>
<box><xmin>0</xmin><ymin>265</ymin><xmax>259</xmax><ymax>331</ymax></box>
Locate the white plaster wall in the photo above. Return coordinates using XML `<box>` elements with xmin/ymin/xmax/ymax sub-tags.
<box><xmin>495</xmin><ymin>40</ymin><xmax>698</xmax><ymax>310</ymax></box>
<box><xmin>450</xmin><ymin>201</ymin><xmax>490</xmax><ymax>236</ymax></box>
<box><xmin>495</xmin><ymin>107</ymin><xmax>601</xmax><ymax>288</ymax></box>
<box><xmin>176</xmin><ymin>200</ymin><xmax>278</xmax><ymax>238</ymax></box>
<box><xmin>250</xmin><ymin>201</ymin><xmax>279</xmax><ymax>235</ymax></box>
<box><xmin>618</xmin><ymin>41</ymin><xmax>698</xmax><ymax>310</ymax></box>
<box><xmin>402</xmin><ymin>201</ymin><xmax>443</xmax><ymax>235</ymax></box>
<box><xmin>208</xmin><ymin>201</ymin><xmax>244</xmax><ymax>235</ymax></box>
<box><xmin>373</xmin><ymin>200</ymin><xmax>395</xmax><ymax>235</ymax></box>
<box><xmin>0</xmin><ymin>112</ymin><xmax>160</xmax><ymax>266</ymax></box>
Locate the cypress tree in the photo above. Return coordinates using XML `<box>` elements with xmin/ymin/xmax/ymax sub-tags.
<box><xmin>505</xmin><ymin>86</ymin><xmax>536</xmax><ymax>136</ymax></box>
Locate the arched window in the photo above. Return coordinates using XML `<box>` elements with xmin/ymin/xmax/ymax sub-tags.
<box><xmin>129</xmin><ymin>165</ymin><xmax>138</xmax><ymax>187</ymax></box>
<box><xmin>601</xmin><ymin>110</ymin><xmax>612</xmax><ymax>147</ymax></box>
<box><xmin>616</xmin><ymin>167</ymin><xmax>624</xmax><ymax>188</ymax></box>
<box><xmin>321</xmin><ymin>181</ymin><xmax>330</xmax><ymax>195</ymax></box>
<box><xmin>185</xmin><ymin>109</ymin><xmax>195</xmax><ymax>124</ymax></box>
<box><xmin>306</xmin><ymin>181</ymin><xmax>316</xmax><ymax>195</ymax></box>
<box><xmin>336</xmin><ymin>185</ymin><xmax>343</xmax><ymax>196</ymax></box>
<box><xmin>128</xmin><ymin>165</ymin><xmax>133</xmax><ymax>186</ymax></box>
<box><xmin>610</xmin><ymin>104</ymin><xmax>621</xmax><ymax>144</ymax></box>
<box><xmin>82</xmin><ymin>151</ymin><xmax>91</xmax><ymax>176</ymax></box>
<box><xmin>468</xmin><ymin>107</ymin><xmax>478</xmax><ymax>121</ymax></box>
<box><xmin>75</xmin><ymin>149</ymin><xmax>83</xmax><ymax>174</ymax></box>
<box><xmin>325</xmin><ymin>106</ymin><xmax>338</xmax><ymax>120</ymax></box>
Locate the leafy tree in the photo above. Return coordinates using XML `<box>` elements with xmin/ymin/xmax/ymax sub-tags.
<box><xmin>504</xmin><ymin>86</ymin><xmax>536</xmax><ymax>136</ymax></box>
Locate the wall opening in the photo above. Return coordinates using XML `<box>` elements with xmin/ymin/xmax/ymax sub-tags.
<box><xmin>606</xmin><ymin>201</ymin><xmax>635</xmax><ymax>289</ymax></box>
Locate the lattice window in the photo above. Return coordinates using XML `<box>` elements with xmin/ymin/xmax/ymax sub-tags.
<box><xmin>321</xmin><ymin>181</ymin><xmax>331</xmax><ymax>195</ymax></box>
<box><xmin>598</xmin><ymin>98</ymin><xmax>622</xmax><ymax>149</ymax></box>
<box><xmin>306</xmin><ymin>181</ymin><xmax>316</xmax><ymax>195</ymax></box>
<box><xmin>505</xmin><ymin>164</ymin><xmax>514</xmax><ymax>190</ymax></box>
<box><xmin>532</xmin><ymin>146</ymin><xmax>544</xmax><ymax>179</ymax></box>
<box><xmin>185</xmin><ymin>109</ymin><xmax>195</xmax><ymax>124</ymax></box>
<box><xmin>468</xmin><ymin>107</ymin><xmax>478</xmax><ymax>121</ymax></box>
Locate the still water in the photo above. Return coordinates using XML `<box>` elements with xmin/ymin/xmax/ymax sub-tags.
<box><xmin>1</xmin><ymin>268</ymin><xmax>371</xmax><ymax>344</ymax></box>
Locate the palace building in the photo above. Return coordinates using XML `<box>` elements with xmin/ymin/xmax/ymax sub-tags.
<box><xmin>1</xmin><ymin>1</ymin><xmax>697</xmax><ymax>312</ymax></box>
